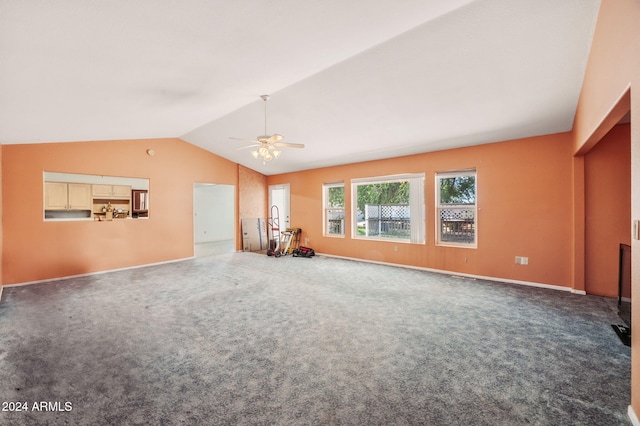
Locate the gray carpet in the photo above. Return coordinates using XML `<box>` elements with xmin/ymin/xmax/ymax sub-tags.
<box><xmin>0</xmin><ymin>252</ymin><xmax>631</xmax><ymax>425</ymax></box>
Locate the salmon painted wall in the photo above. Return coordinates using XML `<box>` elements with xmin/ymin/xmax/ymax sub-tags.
<box><xmin>268</xmin><ymin>132</ymin><xmax>575</xmax><ymax>288</ymax></box>
<box><xmin>573</xmin><ymin>1</ymin><xmax>635</xmax><ymax>156</ymax></box>
<box><xmin>0</xmin><ymin>144</ymin><xmax>3</xmax><ymax>289</ymax></box>
<box><xmin>2</xmin><ymin>138</ymin><xmax>238</xmax><ymax>284</ymax></box>
<box><xmin>238</xmin><ymin>165</ymin><xmax>267</xmax><ymax>218</ymax></box>
<box><xmin>572</xmin><ymin>0</ymin><xmax>640</xmax><ymax>417</ymax></box>
<box><xmin>584</xmin><ymin>123</ymin><xmax>631</xmax><ymax>297</ymax></box>
<box><xmin>238</xmin><ymin>165</ymin><xmax>268</xmax><ymax>251</ymax></box>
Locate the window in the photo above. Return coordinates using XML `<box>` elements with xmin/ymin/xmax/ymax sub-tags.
<box><xmin>351</xmin><ymin>174</ymin><xmax>425</xmax><ymax>243</ymax></box>
<box><xmin>436</xmin><ymin>170</ymin><xmax>476</xmax><ymax>246</ymax></box>
<box><xmin>323</xmin><ymin>182</ymin><xmax>345</xmax><ymax>236</ymax></box>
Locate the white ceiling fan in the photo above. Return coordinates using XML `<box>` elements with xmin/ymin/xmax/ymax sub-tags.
<box><xmin>231</xmin><ymin>95</ymin><xmax>305</xmax><ymax>164</ymax></box>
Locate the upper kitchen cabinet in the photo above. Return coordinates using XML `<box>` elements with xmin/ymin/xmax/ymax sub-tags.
<box><xmin>44</xmin><ymin>182</ymin><xmax>92</xmax><ymax>211</ymax></box>
<box><xmin>92</xmin><ymin>184</ymin><xmax>132</xmax><ymax>199</ymax></box>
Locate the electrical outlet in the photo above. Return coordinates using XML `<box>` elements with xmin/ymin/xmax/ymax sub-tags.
<box><xmin>515</xmin><ymin>256</ymin><xmax>529</xmax><ymax>265</ymax></box>
<box><xmin>394</xmin><ymin>245</ymin><xmax>399</xmax><ymax>252</ymax></box>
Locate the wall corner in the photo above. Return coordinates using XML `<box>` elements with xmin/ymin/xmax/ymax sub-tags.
<box><xmin>572</xmin><ymin>155</ymin><xmax>585</xmax><ymax>293</ymax></box>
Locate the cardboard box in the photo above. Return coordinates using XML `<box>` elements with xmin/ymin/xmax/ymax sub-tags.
<box><xmin>241</xmin><ymin>218</ymin><xmax>268</xmax><ymax>251</ymax></box>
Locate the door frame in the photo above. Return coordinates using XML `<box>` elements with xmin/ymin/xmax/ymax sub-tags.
<box><xmin>268</xmin><ymin>183</ymin><xmax>290</xmax><ymax>230</ymax></box>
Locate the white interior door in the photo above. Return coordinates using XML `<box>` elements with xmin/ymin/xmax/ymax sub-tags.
<box><xmin>269</xmin><ymin>184</ymin><xmax>290</xmax><ymax>229</ymax></box>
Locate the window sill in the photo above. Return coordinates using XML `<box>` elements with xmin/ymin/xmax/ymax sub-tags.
<box><xmin>353</xmin><ymin>236</ymin><xmax>423</xmax><ymax>245</ymax></box>
<box><xmin>44</xmin><ymin>217</ymin><xmax>94</xmax><ymax>222</ymax></box>
<box><xmin>436</xmin><ymin>242</ymin><xmax>477</xmax><ymax>249</ymax></box>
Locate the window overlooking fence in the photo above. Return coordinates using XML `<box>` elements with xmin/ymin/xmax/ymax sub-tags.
<box><xmin>351</xmin><ymin>174</ymin><xmax>425</xmax><ymax>244</ymax></box>
<box><xmin>436</xmin><ymin>170</ymin><xmax>477</xmax><ymax>247</ymax></box>
<box><xmin>323</xmin><ymin>182</ymin><xmax>345</xmax><ymax>236</ymax></box>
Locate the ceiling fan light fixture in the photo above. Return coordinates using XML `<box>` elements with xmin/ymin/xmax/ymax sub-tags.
<box><xmin>232</xmin><ymin>94</ymin><xmax>304</xmax><ymax>165</ymax></box>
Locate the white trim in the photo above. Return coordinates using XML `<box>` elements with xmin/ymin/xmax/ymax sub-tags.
<box><xmin>323</xmin><ymin>182</ymin><xmax>345</xmax><ymax>237</ymax></box>
<box><xmin>351</xmin><ymin>173</ymin><xmax>425</xmax><ymax>244</ymax></box>
<box><xmin>317</xmin><ymin>252</ymin><xmax>580</xmax><ymax>294</ymax></box>
<box><xmin>436</xmin><ymin>169</ymin><xmax>477</xmax><ymax>247</ymax></box>
<box><xmin>3</xmin><ymin>251</ymin><xmax>588</xmax><ymax>295</ymax></box>
<box><xmin>269</xmin><ymin>183</ymin><xmax>290</xmax><ymax>229</ymax></box>
<box><xmin>351</xmin><ymin>173</ymin><xmax>425</xmax><ymax>184</ymax></box>
<box><xmin>0</xmin><ymin>285</ymin><xmax>3</xmax><ymax>301</ymax></box>
<box><xmin>2</xmin><ymin>257</ymin><xmax>195</xmax><ymax>288</ymax></box>
<box><xmin>629</xmin><ymin>405</ymin><xmax>640</xmax><ymax>426</ymax></box>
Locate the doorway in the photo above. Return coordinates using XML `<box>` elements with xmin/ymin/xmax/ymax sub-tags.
<box><xmin>193</xmin><ymin>183</ymin><xmax>235</xmax><ymax>257</ymax></box>
<box><xmin>584</xmin><ymin>120</ymin><xmax>631</xmax><ymax>297</ymax></box>
<box><xmin>269</xmin><ymin>184</ymin><xmax>290</xmax><ymax>229</ymax></box>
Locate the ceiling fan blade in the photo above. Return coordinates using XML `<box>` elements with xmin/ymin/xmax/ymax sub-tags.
<box><xmin>274</xmin><ymin>142</ymin><xmax>305</xmax><ymax>148</ymax></box>
<box><xmin>266</xmin><ymin>133</ymin><xmax>284</xmax><ymax>143</ymax></box>
<box><xmin>230</xmin><ymin>137</ymin><xmax>260</xmax><ymax>143</ymax></box>
<box><xmin>235</xmin><ymin>144</ymin><xmax>260</xmax><ymax>151</ymax></box>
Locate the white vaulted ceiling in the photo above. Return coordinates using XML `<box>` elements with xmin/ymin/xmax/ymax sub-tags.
<box><xmin>0</xmin><ymin>0</ymin><xmax>600</xmax><ymax>175</ymax></box>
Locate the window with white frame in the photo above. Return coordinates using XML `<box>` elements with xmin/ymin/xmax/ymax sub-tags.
<box><xmin>351</xmin><ymin>174</ymin><xmax>425</xmax><ymax>243</ymax></box>
<box><xmin>436</xmin><ymin>170</ymin><xmax>476</xmax><ymax>246</ymax></box>
<box><xmin>323</xmin><ymin>182</ymin><xmax>345</xmax><ymax>236</ymax></box>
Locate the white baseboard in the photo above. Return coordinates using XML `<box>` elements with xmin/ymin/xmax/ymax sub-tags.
<box><xmin>3</xmin><ymin>257</ymin><xmax>195</xmax><ymax>288</ymax></box>
<box><xmin>317</xmin><ymin>252</ymin><xmax>580</xmax><ymax>294</ymax></box>
<box><xmin>4</xmin><ymin>251</ymin><xmax>585</xmax><ymax>295</ymax></box>
<box><xmin>629</xmin><ymin>405</ymin><xmax>640</xmax><ymax>426</ymax></box>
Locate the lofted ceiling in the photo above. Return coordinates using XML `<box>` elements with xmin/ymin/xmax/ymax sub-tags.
<box><xmin>0</xmin><ymin>0</ymin><xmax>601</xmax><ymax>175</ymax></box>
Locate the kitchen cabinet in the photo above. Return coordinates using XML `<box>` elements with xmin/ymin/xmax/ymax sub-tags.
<box><xmin>68</xmin><ymin>183</ymin><xmax>92</xmax><ymax>209</ymax></box>
<box><xmin>45</xmin><ymin>182</ymin><xmax>92</xmax><ymax>210</ymax></box>
<box><xmin>112</xmin><ymin>185</ymin><xmax>131</xmax><ymax>198</ymax></box>
<box><xmin>45</xmin><ymin>182</ymin><xmax>68</xmax><ymax>210</ymax></box>
<box><xmin>92</xmin><ymin>184</ymin><xmax>131</xmax><ymax>199</ymax></box>
<box><xmin>92</xmin><ymin>184</ymin><xmax>132</xmax><ymax>219</ymax></box>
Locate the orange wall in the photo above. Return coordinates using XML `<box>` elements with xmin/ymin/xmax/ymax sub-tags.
<box><xmin>573</xmin><ymin>1</ymin><xmax>635</xmax><ymax>156</ymax></box>
<box><xmin>0</xmin><ymin>143</ymin><xmax>3</xmax><ymax>290</ymax></box>
<box><xmin>238</xmin><ymin>164</ymin><xmax>267</xmax><ymax>219</ymax></box>
<box><xmin>572</xmin><ymin>0</ymin><xmax>640</xmax><ymax>417</ymax></box>
<box><xmin>268</xmin><ymin>132</ymin><xmax>575</xmax><ymax>288</ymax></box>
<box><xmin>584</xmin><ymin>123</ymin><xmax>631</xmax><ymax>297</ymax></box>
<box><xmin>2</xmin><ymin>138</ymin><xmax>238</xmax><ymax>284</ymax></box>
